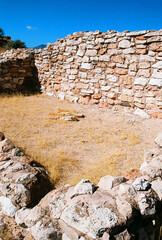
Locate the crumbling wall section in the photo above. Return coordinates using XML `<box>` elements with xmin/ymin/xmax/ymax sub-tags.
<box><xmin>0</xmin><ymin>50</ymin><xmax>39</xmax><ymax>92</ymax></box>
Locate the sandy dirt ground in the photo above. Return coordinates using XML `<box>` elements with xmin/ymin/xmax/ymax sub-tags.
<box><xmin>0</xmin><ymin>94</ymin><xmax>161</xmax><ymax>187</ymax></box>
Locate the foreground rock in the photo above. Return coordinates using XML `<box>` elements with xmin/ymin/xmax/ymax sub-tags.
<box><xmin>0</xmin><ymin>134</ymin><xmax>53</xmax><ymax>209</ymax></box>
<box><xmin>0</xmin><ymin>132</ymin><xmax>161</xmax><ymax>239</ymax></box>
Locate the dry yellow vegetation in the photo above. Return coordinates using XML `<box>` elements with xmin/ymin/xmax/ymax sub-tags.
<box><xmin>0</xmin><ymin>94</ymin><xmax>160</xmax><ymax>187</ymax></box>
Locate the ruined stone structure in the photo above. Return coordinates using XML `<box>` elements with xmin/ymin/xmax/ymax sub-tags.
<box><xmin>0</xmin><ymin>29</ymin><xmax>162</xmax><ymax>115</ymax></box>
<box><xmin>0</xmin><ymin>132</ymin><xmax>161</xmax><ymax>239</ymax></box>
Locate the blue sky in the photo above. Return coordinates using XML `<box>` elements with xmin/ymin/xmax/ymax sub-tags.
<box><xmin>0</xmin><ymin>0</ymin><xmax>162</xmax><ymax>48</ymax></box>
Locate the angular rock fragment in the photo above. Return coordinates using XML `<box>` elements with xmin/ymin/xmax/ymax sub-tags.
<box><xmin>132</xmin><ymin>178</ymin><xmax>151</xmax><ymax>191</ymax></box>
<box><xmin>61</xmin><ymin>200</ymin><xmax>118</xmax><ymax>238</ymax></box>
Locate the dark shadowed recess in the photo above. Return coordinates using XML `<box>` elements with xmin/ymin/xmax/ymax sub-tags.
<box><xmin>0</xmin><ymin>52</ymin><xmax>41</xmax><ymax>95</ymax></box>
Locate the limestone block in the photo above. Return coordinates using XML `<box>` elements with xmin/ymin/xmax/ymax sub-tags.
<box><xmin>149</xmin><ymin>78</ymin><xmax>162</xmax><ymax>87</ymax></box>
<box><xmin>77</xmin><ymin>50</ymin><xmax>85</xmax><ymax>57</ymax></box>
<box><xmin>107</xmin><ymin>75</ymin><xmax>118</xmax><ymax>82</ymax></box>
<box><xmin>95</xmin><ymin>38</ymin><xmax>105</xmax><ymax>44</ymax></box>
<box><xmin>123</xmin><ymin>48</ymin><xmax>135</xmax><ymax>54</ymax></box>
<box><xmin>122</xmin><ymin>88</ymin><xmax>134</xmax><ymax>96</ymax></box>
<box><xmin>139</xmin><ymin>62</ymin><xmax>151</xmax><ymax>69</ymax></box>
<box><xmin>129</xmin><ymin>63</ymin><xmax>137</xmax><ymax>71</ymax></box>
<box><xmin>116</xmin><ymin>68</ymin><xmax>128</xmax><ymax>75</ymax></box>
<box><xmin>81</xmin><ymin>89</ymin><xmax>94</xmax><ymax>96</ymax></box>
<box><xmin>72</xmin><ymin>179</ymin><xmax>96</xmax><ymax>196</ymax></box>
<box><xmin>69</xmin><ymin>75</ymin><xmax>75</xmax><ymax>80</ymax></box>
<box><xmin>76</xmin><ymin>83</ymin><xmax>89</xmax><ymax>89</ymax></box>
<box><xmin>134</xmin><ymin>77</ymin><xmax>149</xmax><ymax>86</ymax></box>
<box><xmin>151</xmin><ymin>178</ymin><xmax>162</xmax><ymax>200</ymax></box>
<box><xmin>94</xmin><ymin>68</ymin><xmax>102</xmax><ymax>73</ymax></box>
<box><xmin>99</xmin><ymin>55</ymin><xmax>110</xmax><ymax>61</ymax></box>
<box><xmin>118</xmin><ymin>40</ymin><xmax>131</xmax><ymax>49</ymax></box>
<box><xmin>0</xmin><ymin>196</ymin><xmax>17</xmax><ymax>217</ymax></box>
<box><xmin>140</xmin><ymin>55</ymin><xmax>155</xmax><ymax>62</ymax></box>
<box><xmin>81</xmin><ymin>63</ymin><xmax>92</xmax><ymax>70</ymax></box>
<box><xmin>137</xmin><ymin>69</ymin><xmax>150</xmax><ymax>78</ymax></box>
<box><xmin>101</xmin><ymin>86</ymin><xmax>111</xmax><ymax>91</ymax></box>
<box><xmin>152</xmin><ymin>69</ymin><xmax>162</xmax><ymax>78</ymax></box>
<box><xmin>78</xmin><ymin>72</ymin><xmax>87</xmax><ymax>78</ymax></box>
<box><xmin>152</xmin><ymin>61</ymin><xmax>162</xmax><ymax>69</ymax></box>
<box><xmin>85</xmin><ymin>50</ymin><xmax>97</xmax><ymax>57</ymax></box>
<box><xmin>116</xmin><ymin>195</ymin><xmax>133</xmax><ymax>220</ymax></box>
<box><xmin>82</xmin><ymin>56</ymin><xmax>89</xmax><ymax>62</ymax></box>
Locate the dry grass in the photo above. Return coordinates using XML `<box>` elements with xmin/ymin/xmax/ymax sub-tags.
<box><xmin>0</xmin><ymin>94</ymin><xmax>160</xmax><ymax>187</ymax></box>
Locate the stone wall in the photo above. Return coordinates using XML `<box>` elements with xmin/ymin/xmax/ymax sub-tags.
<box><xmin>34</xmin><ymin>29</ymin><xmax>162</xmax><ymax>115</ymax></box>
<box><xmin>0</xmin><ymin>29</ymin><xmax>162</xmax><ymax>115</ymax></box>
<box><xmin>0</xmin><ymin>50</ymin><xmax>39</xmax><ymax>92</ymax></box>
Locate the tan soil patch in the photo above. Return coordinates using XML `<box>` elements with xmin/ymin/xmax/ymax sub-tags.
<box><xmin>0</xmin><ymin>94</ymin><xmax>161</xmax><ymax>187</ymax></box>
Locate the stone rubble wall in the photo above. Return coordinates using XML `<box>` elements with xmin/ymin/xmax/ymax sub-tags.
<box><xmin>0</xmin><ymin>29</ymin><xmax>162</xmax><ymax>116</ymax></box>
<box><xmin>0</xmin><ymin>50</ymin><xmax>38</xmax><ymax>92</ymax></box>
<box><xmin>34</xmin><ymin>29</ymin><xmax>162</xmax><ymax>116</ymax></box>
<box><xmin>0</xmin><ymin>132</ymin><xmax>161</xmax><ymax>240</ymax></box>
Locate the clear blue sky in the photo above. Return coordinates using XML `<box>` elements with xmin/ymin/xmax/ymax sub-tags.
<box><xmin>0</xmin><ymin>0</ymin><xmax>162</xmax><ymax>48</ymax></box>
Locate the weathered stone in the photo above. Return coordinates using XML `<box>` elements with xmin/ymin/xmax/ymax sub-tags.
<box><xmin>151</xmin><ymin>178</ymin><xmax>162</xmax><ymax>200</ymax></box>
<box><xmin>77</xmin><ymin>50</ymin><xmax>85</xmax><ymax>57</ymax></box>
<box><xmin>149</xmin><ymin>78</ymin><xmax>162</xmax><ymax>87</ymax></box>
<box><xmin>132</xmin><ymin>178</ymin><xmax>151</xmax><ymax>191</ymax></box>
<box><xmin>134</xmin><ymin>108</ymin><xmax>150</xmax><ymax>119</ymax></box>
<box><xmin>134</xmin><ymin>77</ymin><xmax>149</xmax><ymax>86</ymax></box>
<box><xmin>136</xmin><ymin>193</ymin><xmax>156</xmax><ymax>216</ymax></box>
<box><xmin>152</xmin><ymin>61</ymin><xmax>162</xmax><ymax>69</ymax></box>
<box><xmin>107</xmin><ymin>75</ymin><xmax>118</xmax><ymax>82</ymax></box>
<box><xmin>101</xmin><ymin>86</ymin><xmax>111</xmax><ymax>91</ymax></box>
<box><xmin>140</xmin><ymin>55</ymin><xmax>155</xmax><ymax>62</ymax></box>
<box><xmin>0</xmin><ymin>139</ymin><xmax>15</xmax><ymax>152</ymax></box>
<box><xmin>30</xmin><ymin>219</ymin><xmax>61</xmax><ymax>240</ymax></box>
<box><xmin>49</xmin><ymin>192</ymin><xmax>67</xmax><ymax>219</ymax></box>
<box><xmin>118</xmin><ymin>40</ymin><xmax>131</xmax><ymax>48</ymax></box>
<box><xmin>72</xmin><ymin>179</ymin><xmax>96</xmax><ymax>196</ymax></box>
<box><xmin>137</xmin><ymin>69</ymin><xmax>150</xmax><ymax>78</ymax></box>
<box><xmin>99</xmin><ymin>55</ymin><xmax>110</xmax><ymax>61</ymax></box>
<box><xmin>0</xmin><ymin>196</ymin><xmax>17</xmax><ymax>217</ymax></box>
<box><xmin>139</xmin><ymin>62</ymin><xmax>150</xmax><ymax>69</ymax></box>
<box><xmin>61</xmin><ymin>200</ymin><xmax>118</xmax><ymax>238</ymax></box>
<box><xmin>85</xmin><ymin>50</ymin><xmax>97</xmax><ymax>57</ymax></box>
<box><xmin>152</xmin><ymin>69</ymin><xmax>162</xmax><ymax>78</ymax></box>
<box><xmin>80</xmin><ymin>63</ymin><xmax>92</xmax><ymax>70</ymax></box>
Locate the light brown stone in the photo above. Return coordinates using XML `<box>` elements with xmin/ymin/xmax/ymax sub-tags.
<box><xmin>119</xmin><ymin>76</ymin><xmax>133</xmax><ymax>84</ymax></box>
<box><xmin>98</xmin><ymin>48</ymin><xmax>107</xmax><ymax>55</ymax></box>
<box><xmin>120</xmin><ymin>95</ymin><xmax>133</xmax><ymax>103</ymax></box>
<box><xmin>108</xmin><ymin>43</ymin><xmax>117</xmax><ymax>49</ymax></box>
<box><xmin>136</xmin><ymin>49</ymin><xmax>148</xmax><ymax>54</ymax></box>
<box><xmin>99</xmin><ymin>102</ymin><xmax>108</xmax><ymax>108</ymax></box>
<box><xmin>78</xmin><ymin>96</ymin><xmax>91</xmax><ymax>105</ymax></box>
<box><xmin>92</xmin><ymin>93</ymin><xmax>102</xmax><ymax>100</ymax></box>
<box><xmin>111</xmin><ymin>55</ymin><xmax>125</xmax><ymax>64</ymax></box>
<box><xmin>116</xmin><ymin>68</ymin><xmax>128</xmax><ymax>75</ymax></box>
